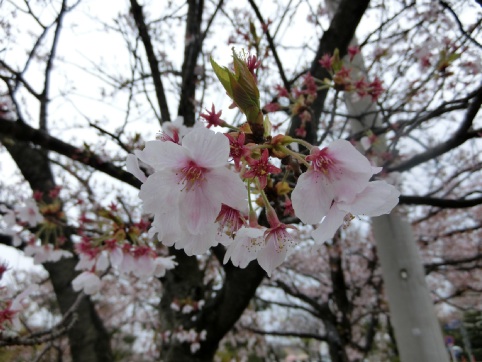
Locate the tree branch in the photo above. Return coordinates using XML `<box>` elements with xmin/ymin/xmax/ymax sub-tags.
<box><xmin>177</xmin><ymin>0</ymin><xmax>205</xmax><ymax>126</ymax></box>
<box><xmin>399</xmin><ymin>195</ymin><xmax>482</xmax><ymax>208</ymax></box>
<box><xmin>0</xmin><ymin>117</ymin><xmax>141</xmax><ymax>189</ymax></box>
<box><xmin>245</xmin><ymin>326</ymin><xmax>328</xmax><ymax>341</ymax></box>
<box><xmin>288</xmin><ymin>0</ymin><xmax>371</xmax><ymax>145</ymax></box>
<box><xmin>388</xmin><ymin>84</ymin><xmax>482</xmax><ymax>173</ymax></box>
<box><xmin>130</xmin><ymin>0</ymin><xmax>171</xmax><ymax>125</ymax></box>
<box><xmin>247</xmin><ymin>0</ymin><xmax>290</xmax><ymax>92</ymax></box>
<box><xmin>39</xmin><ymin>0</ymin><xmax>67</xmax><ymax>131</ymax></box>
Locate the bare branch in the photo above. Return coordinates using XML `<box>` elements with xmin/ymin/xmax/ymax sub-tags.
<box><xmin>129</xmin><ymin>0</ymin><xmax>171</xmax><ymax>125</ymax></box>
<box><xmin>247</xmin><ymin>0</ymin><xmax>290</xmax><ymax>92</ymax></box>
<box><xmin>399</xmin><ymin>195</ymin><xmax>482</xmax><ymax>208</ymax></box>
<box><xmin>0</xmin><ymin>117</ymin><xmax>141</xmax><ymax>189</ymax></box>
<box><xmin>388</xmin><ymin>84</ymin><xmax>482</xmax><ymax>173</ymax></box>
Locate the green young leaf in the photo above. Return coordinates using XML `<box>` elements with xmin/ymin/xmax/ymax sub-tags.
<box><xmin>211</xmin><ymin>51</ymin><xmax>263</xmax><ymax>126</ymax></box>
<box><xmin>210</xmin><ymin>57</ymin><xmax>233</xmax><ymax>98</ymax></box>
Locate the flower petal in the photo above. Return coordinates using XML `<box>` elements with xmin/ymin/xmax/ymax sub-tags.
<box><xmin>257</xmin><ymin>233</ymin><xmax>288</xmax><ymax>277</ymax></box>
<box><xmin>224</xmin><ymin>227</ymin><xmax>265</xmax><ymax>268</ymax></box>
<box><xmin>182</xmin><ymin>127</ymin><xmax>230</xmax><ymax>168</ymax></box>
<box><xmin>179</xmin><ymin>185</ymin><xmax>220</xmax><ymax>235</ymax></box>
<box><xmin>126</xmin><ymin>154</ymin><xmax>147</xmax><ymax>182</ymax></box>
<box><xmin>311</xmin><ymin>206</ymin><xmax>346</xmax><ymax>244</ymax></box>
<box><xmin>135</xmin><ymin>140</ymin><xmax>189</xmax><ymax>171</ymax></box>
<box><xmin>338</xmin><ymin>181</ymin><xmax>400</xmax><ymax>216</ymax></box>
<box><xmin>291</xmin><ymin>171</ymin><xmax>333</xmax><ymax>224</ymax></box>
<box><xmin>204</xmin><ymin>167</ymin><xmax>247</xmax><ymax>211</ymax></box>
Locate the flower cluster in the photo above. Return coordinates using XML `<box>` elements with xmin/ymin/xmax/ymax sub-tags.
<box><xmin>1</xmin><ymin>200</ymin><xmax>43</xmax><ymax>247</ymax></box>
<box><xmin>291</xmin><ymin>140</ymin><xmax>399</xmax><ymax>244</ymax></box>
<box><xmin>127</xmin><ymin>51</ymin><xmax>400</xmax><ymax>277</ymax></box>
<box><xmin>0</xmin><ymin>280</ymin><xmax>39</xmax><ymax>333</ymax></box>
<box><xmin>318</xmin><ymin>48</ymin><xmax>384</xmax><ymax>101</ymax></box>
<box><xmin>162</xmin><ymin>328</ymin><xmax>207</xmax><ymax>354</ymax></box>
<box><xmin>72</xmin><ymin>205</ymin><xmax>177</xmax><ymax>295</ymax></box>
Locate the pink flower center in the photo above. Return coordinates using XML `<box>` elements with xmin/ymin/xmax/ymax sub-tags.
<box><xmin>215</xmin><ymin>204</ymin><xmax>245</xmax><ymax>236</ymax></box>
<box><xmin>178</xmin><ymin>160</ymin><xmax>206</xmax><ymax>191</ymax></box>
<box><xmin>307</xmin><ymin>148</ymin><xmax>334</xmax><ymax>174</ymax></box>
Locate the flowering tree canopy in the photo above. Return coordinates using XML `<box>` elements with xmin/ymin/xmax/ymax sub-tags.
<box><xmin>0</xmin><ymin>0</ymin><xmax>481</xmax><ymax>361</ymax></box>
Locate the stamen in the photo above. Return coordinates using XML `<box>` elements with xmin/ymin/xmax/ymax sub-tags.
<box><xmin>177</xmin><ymin>161</ymin><xmax>206</xmax><ymax>191</ymax></box>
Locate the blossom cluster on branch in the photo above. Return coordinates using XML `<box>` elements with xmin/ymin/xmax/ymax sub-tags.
<box><xmin>126</xmin><ymin>51</ymin><xmax>400</xmax><ymax>276</ymax></box>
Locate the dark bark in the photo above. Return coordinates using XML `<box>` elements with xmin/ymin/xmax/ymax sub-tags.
<box><xmin>178</xmin><ymin>0</ymin><xmax>204</xmax><ymax>127</ymax></box>
<box><xmin>288</xmin><ymin>0</ymin><xmax>371</xmax><ymax>145</ymax></box>
<box><xmin>399</xmin><ymin>195</ymin><xmax>482</xmax><ymax>208</ymax></box>
<box><xmin>130</xmin><ymin>0</ymin><xmax>171</xmax><ymax>125</ymax></box>
<box><xmin>0</xmin><ymin>117</ymin><xmax>141</xmax><ymax>189</ymax></box>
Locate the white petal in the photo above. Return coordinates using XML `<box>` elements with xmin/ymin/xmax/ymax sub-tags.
<box><xmin>135</xmin><ymin>140</ymin><xmax>188</xmax><ymax>170</ymax></box>
<box><xmin>257</xmin><ymin>234</ymin><xmax>288</xmax><ymax>277</ymax></box>
<box><xmin>109</xmin><ymin>248</ymin><xmax>123</xmax><ymax>269</ymax></box>
<box><xmin>339</xmin><ymin>181</ymin><xmax>400</xmax><ymax>216</ymax></box>
<box><xmin>182</xmin><ymin>127</ymin><xmax>230</xmax><ymax>168</ymax></box>
<box><xmin>326</xmin><ymin>140</ymin><xmax>375</xmax><ymax>202</ymax></box>
<box><xmin>179</xmin><ymin>185</ymin><xmax>220</xmax><ymax>235</ymax></box>
<box><xmin>204</xmin><ymin>167</ymin><xmax>247</xmax><ymax>211</ymax></box>
<box><xmin>126</xmin><ymin>154</ymin><xmax>147</xmax><ymax>182</ymax></box>
<box><xmin>139</xmin><ymin>171</ymin><xmax>181</xmax><ymax>215</ymax></box>
<box><xmin>291</xmin><ymin>171</ymin><xmax>332</xmax><ymax>224</ymax></box>
<box><xmin>328</xmin><ymin>139</ymin><xmax>373</xmax><ymax>175</ymax></box>
<box><xmin>179</xmin><ymin>226</ymin><xmax>218</xmax><ymax>255</ymax></box>
<box><xmin>72</xmin><ymin>272</ymin><xmax>101</xmax><ymax>295</ymax></box>
<box><xmin>224</xmin><ymin>227</ymin><xmax>265</xmax><ymax>268</ymax></box>
<box><xmin>311</xmin><ymin>206</ymin><xmax>346</xmax><ymax>244</ymax></box>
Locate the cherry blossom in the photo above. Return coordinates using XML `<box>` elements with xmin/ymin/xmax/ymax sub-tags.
<box><xmin>223</xmin><ymin>226</ymin><xmax>266</xmax><ymax>268</ymax></box>
<box><xmin>291</xmin><ymin>140</ymin><xmax>399</xmax><ymax>244</ymax></box>
<box><xmin>153</xmin><ymin>256</ymin><xmax>177</xmax><ymax>278</ymax></box>
<box><xmin>133</xmin><ymin>127</ymin><xmax>247</xmax><ymax>255</ymax></box>
<box><xmin>0</xmin><ymin>205</ymin><xmax>22</xmax><ymax>246</ymax></box>
<box><xmin>224</xmin><ymin>210</ymin><xmax>296</xmax><ymax>276</ymax></box>
<box><xmin>24</xmin><ymin>244</ymin><xmax>72</xmax><ymax>264</ymax></box>
<box><xmin>257</xmin><ymin>218</ymin><xmax>296</xmax><ymax>276</ymax></box>
<box><xmin>244</xmin><ymin>149</ymin><xmax>281</xmax><ymax>190</ymax></box>
<box><xmin>158</xmin><ymin>116</ymin><xmax>190</xmax><ymax>143</ymax></box>
<box><xmin>72</xmin><ymin>271</ymin><xmax>102</xmax><ymax>295</ymax></box>
<box><xmin>200</xmin><ymin>104</ymin><xmax>225</xmax><ymax>128</ymax></box>
<box><xmin>311</xmin><ymin>181</ymin><xmax>400</xmax><ymax>244</ymax></box>
<box><xmin>0</xmin><ymin>284</ymin><xmax>39</xmax><ymax>331</ymax></box>
<box><xmin>15</xmin><ymin>199</ymin><xmax>44</xmax><ymax>227</ymax></box>
<box><xmin>215</xmin><ymin>204</ymin><xmax>247</xmax><ymax>245</ymax></box>
<box><xmin>225</xmin><ymin>132</ymin><xmax>250</xmax><ymax>172</ymax></box>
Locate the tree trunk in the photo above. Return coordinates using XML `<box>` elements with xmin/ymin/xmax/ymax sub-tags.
<box><xmin>2</xmin><ymin>133</ymin><xmax>114</xmax><ymax>362</ymax></box>
<box><xmin>373</xmin><ymin>215</ymin><xmax>449</xmax><ymax>361</ymax></box>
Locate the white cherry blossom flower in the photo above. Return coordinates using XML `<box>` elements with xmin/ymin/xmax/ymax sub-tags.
<box><xmin>257</xmin><ymin>223</ymin><xmax>296</xmax><ymax>277</ymax></box>
<box><xmin>0</xmin><ymin>206</ymin><xmax>22</xmax><ymax>247</ymax></box>
<box><xmin>224</xmin><ymin>210</ymin><xmax>296</xmax><ymax>276</ymax></box>
<box><xmin>15</xmin><ymin>199</ymin><xmax>43</xmax><ymax>227</ymax></box>
<box><xmin>291</xmin><ymin>139</ymin><xmax>400</xmax><ymax>245</ymax></box>
<box><xmin>312</xmin><ymin>181</ymin><xmax>400</xmax><ymax>243</ymax></box>
<box><xmin>71</xmin><ymin>271</ymin><xmax>102</xmax><ymax>295</ymax></box>
<box><xmin>223</xmin><ymin>226</ymin><xmax>266</xmax><ymax>268</ymax></box>
<box><xmin>134</xmin><ymin>127</ymin><xmax>247</xmax><ymax>255</ymax></box>
<box><xmin>153</xmin><ymin>256</ymin><xmax>177</xmax><ymax>278</ymax></box>
<box><xmin>292</xmin><ymin>140</ymin><xmax>379</xmax><ymax>225</ymax></box>
<box><xmin>24</xmin><ymin>244</ymin><xmax>72</xmax><ymax>264</ymax></box>
<box><xmin>158</xmin><ymin>116</ymin><xmax>190</xmax><ymax>143</ymax></box>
